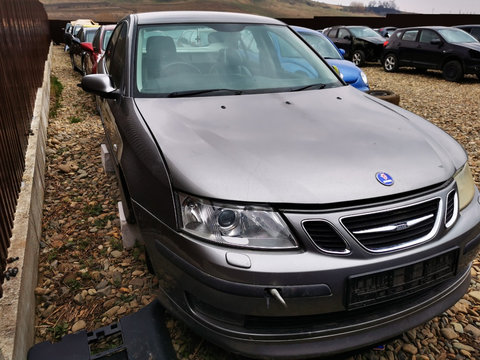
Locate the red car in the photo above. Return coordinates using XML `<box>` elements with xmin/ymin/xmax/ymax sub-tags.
<box><xmin>81</xmin><ymin>24</ymin><xmax>115</xmax><ymax>74</ymax></box>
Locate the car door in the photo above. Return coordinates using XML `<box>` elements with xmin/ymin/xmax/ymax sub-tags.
<box><xmin>335</xmin><ymin>28</ymin><xmax>353</xmax><ymax>58</ymax></box>
<box><xmin>413</xmin><ymin>29</ymin><xmax>443</xmax><ymax>68</ymax></box>
<box><xmin>99</xmin><ymin>22</ymin><xmax>128</xmax><ymax>166</ymax></box>
<box><xmin>397</xmin><ymin>29</ymin><xmax>419</xmax><ymax>65</ymax></box>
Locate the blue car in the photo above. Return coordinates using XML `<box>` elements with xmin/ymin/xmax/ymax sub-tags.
<box><xmin>292</xmin><ymin>26</ymin><xmax>370</xmax><ymax>91</ymax></box>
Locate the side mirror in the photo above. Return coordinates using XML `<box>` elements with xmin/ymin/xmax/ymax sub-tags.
<box><xmin>431</xmin><ymin>38</ymin><xmax>442</xmax><ymax>45</ymax></box>
<box><xmin>80</xmin><ymin>42</ymin><xmax>94</xmax><ymax>52</ymax></box>
<box><xmin>343</xmin><ymin>35</ymin><xmax>351</xmax><ymax>40</ymax></box>
<box><xmin>80</xmin><ymin>74</ymin><xmax>120</xmax><ymax>99</ymax></box>
<box><xmin>338</xmin><ymin>48</ymin><xmax>346</xmax><ymax>57</ymax></box>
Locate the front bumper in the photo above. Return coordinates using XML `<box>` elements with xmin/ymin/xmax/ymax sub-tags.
<box><xmin>135</xmin><ymin>185</ymin><xmax>480</xmax><ymax>359</ymax></box>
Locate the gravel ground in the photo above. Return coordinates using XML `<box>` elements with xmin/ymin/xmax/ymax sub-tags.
<box><xmin>34</xmin><ymin>46</ymin><xmax>480</xmax><ymax>360</ymax></box>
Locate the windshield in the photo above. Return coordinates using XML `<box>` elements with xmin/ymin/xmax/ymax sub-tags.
<box><xmin>349</xmin><ymin>27</ymin><xmax>383</xmax><ymax>38</ymax></box>
<box><xmin>298</xmin><ymin>32</ymin><xmax>342</xmax><ymax>59</ymax></box>
<box><xmin>135</xmin><ymin>23</ymin><xmax>341</xmax><ymax>97</ymax></box>
<box><xmin>438</xmin><ymin>28</ymin><xmax>478</xmax><ymax>44</ymax></box>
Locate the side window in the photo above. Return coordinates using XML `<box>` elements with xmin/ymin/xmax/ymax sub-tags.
<box><xmin>105</xmin><ymin>23</ymin><xmax>127</xmax><ymax>87</ymax></box>
<box><xmin>419</xmin><ymin>30</ymin><xmax>440</xmax><ymax>43</ymax></box>
<box><xmin>327</xmin><ymin>29</ymin><xmax>338</xmax><ymax>38</ymax></box>
<box><xmin>402</xmin><ymin>30</ymin><xmax>419</xmax><ymax>42</ymax></box>
<box><xmin>338</xmin><ymin>29</ymin><xmax>350</xmax><ymax>39</ymax></box>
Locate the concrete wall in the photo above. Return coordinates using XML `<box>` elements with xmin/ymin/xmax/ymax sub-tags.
<box><xmin>0</xmin><ymin>43</ymin><xmax>51</xmax><ymax>360</ymax></box>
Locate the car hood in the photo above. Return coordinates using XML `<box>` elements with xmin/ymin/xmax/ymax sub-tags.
<box><xmin>456</xmin><ymin>42</ymin><xmax>480</xmax><ymax>52</ymax></box>
<box><xmin>135</xmin><ymin>86</ymin><xmax>465</xmax><ymax>204</ymax></box>
<box><xmin>358</xmin><ymin>36</ymin><xmax>385</xmax><ymax>45</ymax></box>
<box><xmin>326</xmin><ymin>59</ymin><xmax>362</xmax><ymax>84</ymax></box>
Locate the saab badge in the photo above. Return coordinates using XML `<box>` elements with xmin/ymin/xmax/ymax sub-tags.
<box><xmin>376</xmin><ymin>172</ymin><xmax>394</xmax><ymax>186</ymax></box>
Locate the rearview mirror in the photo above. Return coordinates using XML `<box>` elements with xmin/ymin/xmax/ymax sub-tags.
<box><xmin>80</xmin><ymin>74</ymin><xmax>119</xmax><ymax>99</ymax></box>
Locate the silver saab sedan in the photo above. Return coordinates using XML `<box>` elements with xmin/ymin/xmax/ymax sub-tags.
<box><xmin>81</xmin><ymin>11</ymin><xmax>480</xmax><ymax>359</ymax></box>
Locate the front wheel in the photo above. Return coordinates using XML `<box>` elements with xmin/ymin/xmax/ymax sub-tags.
<box><xmin>352</xmin><ymin>50</ymin><xmax>365</xmax><ymax>67</ymax></box>
<box><xmin>442</xmin><ymin>60</ymin><xmax>463</xmax><ymax>82</ymax></box>
<box><xmin>383</xmin><ymin>53</ymin><xmax>398</xmax><ymax>72</ymax></box>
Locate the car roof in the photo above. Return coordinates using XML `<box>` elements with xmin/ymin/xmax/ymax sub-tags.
<box><xmin>291</xmin><ymin>25</ymin><xmax>323</xmax><ymax>35</ymax></box>
<box><xmin>397</xmin><ymin>26</ymin><xmax>455</xmax><ymax>31</ymax></box>
<box><xmin>133</xmin><ymin>11</ymin><xmax>285</xmax><ymax>26</ymax></box>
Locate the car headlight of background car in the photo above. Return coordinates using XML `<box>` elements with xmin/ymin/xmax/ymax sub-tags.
<box><xmin>454</xmin><ymin>163</ymin><xmax>476</xmax><ymax>210</ymax></box>
<box><xmin>178</xmin><ymin>192</ymin><xmax>298</xmax><ymax>249</ymax></box>
<box><xmin>360</xmin><ymin>70</ymin><xmax>368</xmax><ymax>85</ymax></box>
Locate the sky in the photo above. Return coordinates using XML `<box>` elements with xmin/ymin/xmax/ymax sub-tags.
<box><xmin>316</xmin><ymin>0</ymin><xmax>480</xmax><ymax>14</ymax></box>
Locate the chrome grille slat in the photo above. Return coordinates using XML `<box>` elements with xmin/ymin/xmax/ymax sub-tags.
<box><xmin>342</xmin><ymin>199</ymin><xmax>441</xmax><ymax>252</ymax></box>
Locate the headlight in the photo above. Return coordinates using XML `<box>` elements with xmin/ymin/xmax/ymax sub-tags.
<box><xmin>177</xmin><ymin>192</ymin><xmax>297</xmax><ymax>249</ymax></box>
<box><xmin>454</xmin><ymin>163</ymin><xmax>476</xmax><ymax>210</ymax></box>
<box><xmin>360</xmin><ymin>71</ymin><xmax>368</xmax><ymax>85</ymax></box>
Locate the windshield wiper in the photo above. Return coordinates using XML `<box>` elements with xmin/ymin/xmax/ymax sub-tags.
<box><xmin>167</xmin><ymin>89</ymin><xmax>243</xmax><ymax>98</ymax></box>
<box><xmin>289</xmin><ymin>83</ymin><xmax>327</xmax><ymax>92</ymax></box>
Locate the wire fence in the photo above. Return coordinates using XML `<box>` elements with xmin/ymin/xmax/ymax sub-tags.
<box><xmin>0</xmin><ymin>0</ymin><xmax>50</xmax><ymax>297</ymax></box>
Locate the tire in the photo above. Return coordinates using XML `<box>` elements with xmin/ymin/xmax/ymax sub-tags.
<box><xmin>442</xmin><ymin>60</ymin><xmax>463</xmax><ymax>82</ymax></box>
<box><xmin>352</xmin><ymin>50</ymin><xmax>365</xmax><ymax>67</ymax></box>
<box><xmin>383</xmin><ymin>53</ymin><xmax>398</xmax><ymax>72</ymax></box>
<box><xmin>367</xmin><ymin>89</ymin><xmax>400</xmax><ymax>106</ymax></box>
<box><xmin>476</xmin><ymin>72</ymin><xmax>480</xmax><ymax>81</ymax></box>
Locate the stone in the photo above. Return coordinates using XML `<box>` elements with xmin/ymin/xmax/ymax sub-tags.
<box><xmin>104</xmin><ymin>306</ymin><xmax>120</xmax><ymax>318</ymax></box>
<box><xmin>402</xmin><ymin>343</ymin><xmax>418</xmax><ymax>355</ymax></box>
<box><xmin>73</xmin><ymin>294</ymin><xmax>84</xmax><ymax>305</ymax></box>
<box><xmin>129</xmin><ymin>278</ymin><xmax>144</xmax><ymax>289</ymax></box>
<box><xmin>464</xmin><ymin>324</ymin><xmax>480</xmax><ymax>338</ymax></box>
<box><xmin>95</xmin><ymin>279</ymin><xmax>109</xmax><ymax>290</ymax></box>
<box><xmin>112</xmin><ymin>271</ymin><xmax>122</xmax><ymax>284</ymax></box>
<box><xmin>451</xmin><ymin>322</ymin><xmax>463</xmax><ymax>334</ymax></box>
<box><xmin>469</xmin><ymin>290</ymin><xmax>480</xmax><ymax>303</ymax></box>
<box><xmin>452</xmin><ymin>342</ymin><xmax>475</xmax><ymax>352</ymax></box>
<box><xmin>110</xmin><ymin>250</ymin><xmax>123</xmax><ymax>258</ymax></box>
<box><xmin>72</xmin><ymin>320</ymin><xmax>86</xmax><ymax>333</ymax></box>
<box><xmin>97</xmin><ymin>285</ymin><xmax>112</xmax><ymax>297</ymax></box>
<box><xmin>440</xmin><ymin>327</ymin><xmax>458</xmax><ymax>340</ymax></box>
<box><xmin>87</xmin><ymin>288</ymin><xmax>97</xmax><ymax>296</ymax></box>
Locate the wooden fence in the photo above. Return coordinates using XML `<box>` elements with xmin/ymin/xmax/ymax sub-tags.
<box><xmin>0</xmin><ymin>0</ymin><xmax>50</xmax><ymax>297</ymax></box>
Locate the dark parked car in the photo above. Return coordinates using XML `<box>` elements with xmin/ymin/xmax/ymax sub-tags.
<box><xmin>292</xmin><ymin>26</ymin><xmax>369</xmax><ymax>91</ymax></box>
<box><xmin>70</xmin><ymin>25</ymin><xmax>100</xmax><ymax>75</ymax></box>
<box><xmin>325</xmin><ymin>25</ymin><xmax>386</xmax><ymax>66</ymax></box>
<box><xmin>81</xmin><ymin>11</ymin><xmax>480</xmax><ymax>359</ymax></box>
<box><xmin>383</xmin><ymin>26</ymin><xmax>480</xmax><ymax>82</ymax></box>
<box><xmin>375</xmin><ymin>26</ymin><xmax>397</xmax><ymax>38</ymax></box>
<box><xmin>81</xmin><ymin>24</ymin><xmax>115</xmax><ymax>75</ymax></box>
<box><xmin>455</xmin><ymin>24</ymin><xmax>480</xmax><ymax>41</ymax></box>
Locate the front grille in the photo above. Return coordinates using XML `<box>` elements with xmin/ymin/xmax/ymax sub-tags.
<box><xmin>347</xmin><ymin>249</ymin><xmax>458</xmax><ymax>309</ymax></box>
<box><xmin>342</xmin><ymin>199</ymin><xmax>440</xmax><ymax>252</ymax></box>
<box><xmin>303</xmin><ymin>221</ymin><xmax>349</xmax><ymax>253</ymax></box>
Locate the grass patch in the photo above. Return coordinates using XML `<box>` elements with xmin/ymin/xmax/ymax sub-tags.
<box><xmin>65</xmin><ymin>279</ymin><xmax>82</xmax><ymax>290</ymax></box>
<box><xmin>84</xmin><ymin>203</ymin><xmax>103</xmax><ymax>216</ymax></box>
<box><xmin>69</xmin><ymin>116</ymin><xmax>82</xmax><ymax>124</ymax></box>
<box><xmin>47</xmin><ymin>322</ymin><xmax>69</xmax><ymax>341</ymax></box>
<box><xmin>49</xmin><ymin>75</ymin><xmax>63</xmax><ymax>118</ymax></box>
